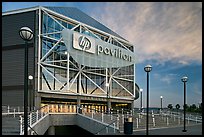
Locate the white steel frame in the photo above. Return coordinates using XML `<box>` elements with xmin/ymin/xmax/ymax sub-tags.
<box><xmin>37</xmin><ymin>7</ymin><xmax>135</xmax><ymax>100</ymax></box>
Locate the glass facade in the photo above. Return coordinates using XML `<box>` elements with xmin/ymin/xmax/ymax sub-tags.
<box><xmin>39</xmin><ymin>9</ymin><xmax>135</xmax><ymax>107</ymax></box>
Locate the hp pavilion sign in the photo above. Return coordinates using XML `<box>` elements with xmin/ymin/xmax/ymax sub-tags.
<box><xmin>73</xmin><ymin>33</ymin><xmax>95</xmax><ymax>54</ymax></box>
<box><xmin>62</xmin><ymin>29</ymin><xmax>136</xmax><ymax>68</ymax></box>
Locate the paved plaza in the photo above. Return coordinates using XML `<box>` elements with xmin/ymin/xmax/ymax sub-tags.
<box><xmin>131</xmin><ymin>124</ymin><xmax>202</xmax><ymax>135</ymax></box>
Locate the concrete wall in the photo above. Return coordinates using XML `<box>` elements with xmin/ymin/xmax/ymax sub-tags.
<box><xmin>76</xmin><ymin>114</ymin><xmax>117</xmax><ymax>135</ymax></box>
<box><xmin>29</xmin><ymin>113</ymin><xmax>118</xmax><ymax>135</ymax></box>
<box><xmin>29</xmin><ymin>114</ymin><xmax>50</xmax><ymax>135</ymax></box>
<box><xmin>50</xmin><ymin>113</ymin><xmax>77</xmax><ymax>126</ymax></box>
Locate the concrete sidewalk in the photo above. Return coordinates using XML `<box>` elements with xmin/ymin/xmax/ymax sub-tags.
<box><xmin>129</xmin><ymin>124</ymin><xmax>202</xmax><ymax>135</ymax></box>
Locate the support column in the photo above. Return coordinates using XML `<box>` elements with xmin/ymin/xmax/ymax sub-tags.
<box><xmin>35</xmin><ymin>92</ymin><xmax>41</xmax><ymax>110</ymax></box>
<box><xmin>131</xmin><ymin>101</ymin><xmax>134</xmax><ymax>111</ymax></box>
<box><xmin>107</xmin><ymin>99</ymin><xmax>111</xmax><ymax>113</ymax></box>
<box><xmin>106</xmin><ymin>68</ymin><xmax>112</xmax><ymax>113</ymax></box>
<box><xmin>77</xmin><ymin>96</ymin><xmax>81</xmax><ymax>111</ymax></box>
<box><xmin>48</xmin><ymin>126</ymin><xmax>55</xmax><ymax>135</ymax></box>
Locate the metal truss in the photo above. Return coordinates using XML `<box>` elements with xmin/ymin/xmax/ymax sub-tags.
<box><xmin>37</xmin><ymin>7</ymin><xmax>136</xmax><ymax>100</ymax></box>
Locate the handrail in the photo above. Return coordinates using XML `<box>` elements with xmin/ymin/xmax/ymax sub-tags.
<box><xmin>94</xmin><ymin>119</ymin><xmax>118</xmax><ymax>135</ymax></box>
<box><xmin>28</xmin><ymin>124</ymin><xmax>39</xmax><ymax>135</ymax></box>
<box><xmin>20</xmin><ymin>105</ymin><xmax>50</xmax><ymax>135</ymax></box>
<box><xmin>29</xmin><ymin>104</ymin><xmax>49</xmax><ymax>113</ymax></box>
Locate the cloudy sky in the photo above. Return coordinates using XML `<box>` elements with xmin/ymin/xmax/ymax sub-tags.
<box><xmin>2</xmin><ymin>2</ymin><xmax>202</xmax><ymax>108</ymax></box>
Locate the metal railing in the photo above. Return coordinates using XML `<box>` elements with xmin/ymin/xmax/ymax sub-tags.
<box><xmin>2</xmin><ymin>105</ymin><xmax>24</xmax><ymax>117</ymax></box>
<box><xmin>78</xmin><ymin>106</ymin><xmax>121</xmax><ymax>134</ymax></box>
<box><xmin>19</xmin><ymin>104</ymin><xmax>80</xmax><ymax>135</ymax></box>
<box><xmin>162</xmin><ymin>111</ymin><xmax>202</xmax><ymax>123</ymax></box>
<box><xmin>20</xmin><ymin>105</ymin><xmax>49</xmax><ymax>135</ymax></box>
<box><xmin>15</xmin><ymin>105</ymin><xmax>203</xmax><ymax>135</ymax></box>
<box><xmin>95</xmin><ymin>120</ymin><xmax>118</xmax><ymax>135</ymax></box>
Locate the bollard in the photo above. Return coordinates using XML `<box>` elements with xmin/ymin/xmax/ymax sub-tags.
<box><xmin>153</xmin><ymin>117</ymin><xmax>155</xmax><ymax>127</ymax></box>
<box><xmin>111</xmin><ymin>112</ymin><xmax>113</xmax><ymax>120</ymax></box>
<box><xmin>188</xmin><ymin>117</ymin><xmax>189</xmax><ymax>124</ymax></box>
<box><xmin>122</xmin><ymin>115</ymin><xmax>124</xmax><ymax>124</ymax></box>
<box><xmin>102</xmin><ymin>112</ymin><xmax>104</xmax><ymax>122</ymax></box>
<box><xmin>13</xmin><ymin>109</ymin><xmax>16</xmax><ymax>118</ymax></box>
<box><xmin>113</xmin><ymin>123</ymin><xmax>116</xmax><ymax>133</ymax></box>
<box><xmin>167</xmin><ymin>117</ymin><xmax>169</xmax><ymax>126</ymax></box>
<box><xmin>117</xmin><ymin>116</ymin><xmax>119</xmax><ymax>129</ymax></box>
<box><xmin>8</xmin><ymin>106</ymin><xmax>10</xmax><ymax>114</ymax></box>
<box><xmin>136</xmin><ymin>118</ymin><xmax>138</xmax><ymax>128</ymax></box>
<box><xmin>92</xmin><ymin>110</ymin><xmax>94</xmax><ymax>118</ymax></box>
<box><xmin>82</xmin><ymin>107</ymin><xmax>85</xmax><ymax>115</ymax></box>
<box><xmin>106</xmin><ymin>127</ymin><xmax>108</xmax><ymax>134</ymax></box>
<box><xmin>174</xmin><ymin>115</ymin><xmax>175</xmax><ymax>121</ymax></box>
<box><xmin>122</xmin><ymin>109</ymin><xmax>123</xmax><ymax>115</ymax></box>
<box><xmin>178</xmin><ymin>117</ymin><xmax>180</xmax><ymax>125</ymax></box>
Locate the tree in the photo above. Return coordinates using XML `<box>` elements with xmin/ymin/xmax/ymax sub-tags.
<box><xmin>167</xmin><ymin>104</ymin><xmax>173</xmax><ymax>110</ymax></box>
<box><xmin>175</xmin><ymin>104</ymin><xmax>180</xmax><ymax>113</ymax></box>
<box><xmin>183</xmin><ymin>104</ymin><xmax>189</xmax><ymax>111</ymax></box>
<box><xmin>190</xmin><ymin>104</ymin><xmax>197</xmax><ymax>112</ymax></box>
<box><xmin>175</xmin><ymin>104</ymin><xmax>180</xmax><ymax>110</ymax></box>
<box><xmin>198</xmin><ymin>103</ymin><xmax>202</xmax><ymax>113</ymax></box>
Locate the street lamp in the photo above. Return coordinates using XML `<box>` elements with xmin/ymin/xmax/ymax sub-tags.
<box><xmin>28</xmin><ymin>75</ymin><xmax>33</xmax><ymax>111</ymax></box>
<box><xmin>140</xmin><ymin>89</ymin><xmax>143</xmax><ymax>112</ymax></box>
<box><xmin>19</xmin><ymin>27</ymin><xmax>33</xmax><ymax>135</ymax></box>
<box><xmin>144</xmin><ymin>64</ymin><xmax>152</xmax><ymax>135</ymax></box>
<box><xmin>181</xmin><ymin>76</ymin><xmax>188</xmax><ymax>132</ymax></box>
<box><xmin>160</xmin><ymin>96</ymin><xmax>163</xmax><ymax>112</ymax></box>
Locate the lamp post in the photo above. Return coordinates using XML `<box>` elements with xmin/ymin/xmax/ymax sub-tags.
<box><xmin>19</xmin><ymin>27</ymin><xmax>33</xmax><ymax>135</ymax></box>
<box><xmin>140</xmin><ymin>89</ymin><xmax>143</xmax><ymax>112</ymax></box>
<box><xmin>160</xmin><ymin>96</ymin><xmax>163</xmax><ymax>112</ymax></box>
<box><xmin>144</xmin><ymin>64</ymin><xmax>152</xmax><ymax>135</ymax></box>
<box><xmin>28</xmin><ymin>75</ymin><xmax>33</xmax><ymax>111</ymax></box>
<box><xmin>181</xmin><ymin>76</ymin><xmax>188</xmax><ymax>132</ymax></box>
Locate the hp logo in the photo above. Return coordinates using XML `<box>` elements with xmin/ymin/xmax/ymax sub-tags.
<box><xmin>79</xmin><ymin>36</ymin><xmax>91</xmax><ymax>51</ymax></box>
<box><xmin>73</xmin><ymin>32</ymin><xmax>95</xmax><ymax>54</ymax></box>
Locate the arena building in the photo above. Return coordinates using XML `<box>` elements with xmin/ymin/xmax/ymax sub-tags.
<box><xmin>2</xmin><ymin>6</ymin><xmax>139</xmax><ymax>112</ymax></box>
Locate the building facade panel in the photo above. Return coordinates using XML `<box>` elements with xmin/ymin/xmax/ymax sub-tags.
<box><xmin>2</xmin><ymin>11</ymin><xmax>35</xmax><ymax>47</ymax></box>
<box><xmin>2</xmin><ymin>89</ymin><xmax>24</xmax><ymax>106</ymax></box>
<box><xmin>2</xmin><ymin>47</ymin><xmax>34</xmax><ymax>86</ymax></box>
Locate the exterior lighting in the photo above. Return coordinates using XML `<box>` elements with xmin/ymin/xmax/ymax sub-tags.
<box><xmin>160</xmin><ymin>96</ymin><xmax>163</xmax><ymax>112</ymax></box>
<box><xmin>181</xmin><ymin>76</ymin><xmax>188</xmax><ymax>132</ymax></box>
<box><xmin>144</xmin><ymin>64</ymin><xmax>152</xmax><ymax>135</ymax></box>
<box><xmin>19</xmin><ymin>26</ymin><xmax>33</xmax><ymax>135</ymax></box>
